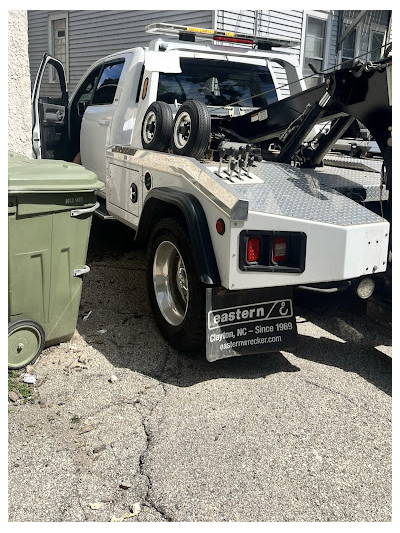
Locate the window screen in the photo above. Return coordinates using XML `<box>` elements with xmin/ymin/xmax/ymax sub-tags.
<box><xmin>303</xmin><ymin>16</ymin><xmax>326</xmax><ymax>88</ymax></box>
<box><xmin>370</xmin><ymin>31</ymin><xmax>385</xmax><ymax>61</ymax></box>
<box><xmin>342</xmin><ymin>26</ymin><xmax>357</xmax><ymax>64</ymax></box>
<box><xmin>50</xmin><ymin>16</ymin><xmax>67</xmax><ymax>82</ymax></box>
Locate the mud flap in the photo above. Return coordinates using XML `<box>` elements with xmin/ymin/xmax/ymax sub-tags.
<box><xmin>205</xmin><ymin>287</ymin><xmax>297</xmax><ymax>362</ymax></box>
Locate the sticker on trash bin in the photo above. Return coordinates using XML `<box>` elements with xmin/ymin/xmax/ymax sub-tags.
<box><xmin>65</xmin><ymin>196</ymin><xmax>84</xmax><ymax>205</ymax></box>
<box><xmin>205</xmin><ymin>287</ymin><xmax>297</xmax><ymax>362</ymax></box>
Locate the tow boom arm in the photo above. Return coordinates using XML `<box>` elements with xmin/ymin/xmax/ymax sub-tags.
<box><xmin>221</xmin><ymin>58</ymin><xmax>392</xmax><ymax>225</ymax></box>
<box><xmin>223</xmin><ymin>58</ymin><xmax>392</xmax><ymax>169</ymax></box>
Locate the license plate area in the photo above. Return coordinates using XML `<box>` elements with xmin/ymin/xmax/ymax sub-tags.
<box><xmin>206</xmin><ymin>287</ymin><xmax>297</xmax><ymax>362</ymax></box>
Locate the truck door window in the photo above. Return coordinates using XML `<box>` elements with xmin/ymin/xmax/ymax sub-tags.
<box><xmin>75</xmin><ymin>65</ymin><xmax>102</xmax><ymax>114</ymax></box>
<box><xmin>38</xmin><ymin>63</ymin><xmax>65</xmax><ymax>105</ymax></box>
<box><xmin>157</xmin><ymin>58</ymin><xmax>278</xmax><ymax>108</ymax></box>
<box><xmin>91</xmin><ymin>60</ymin><xmax>125</xmax><ymax>105</ymax></box>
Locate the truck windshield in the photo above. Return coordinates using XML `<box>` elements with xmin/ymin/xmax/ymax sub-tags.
<box><xmin>157</xmin><ymin>58</ymin><xmax>278</xmax><ymax>108</ymax></box>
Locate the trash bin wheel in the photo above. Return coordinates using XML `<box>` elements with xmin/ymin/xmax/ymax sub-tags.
<box><xmin>146</xmin><ymin>217</ymin><xmax>205</xmax><ymax>351</ymax></box>
<box><xmin>172</xmin><ymin>100</ymin><xmax>211</xmax><ymax>159</ymax></box>
<box><xmin>8</xmin><ymin>319</ymin><xmax>45</xmax><ymax>370</ymax></box>
<box><xmin>141</xmin><ymin>101</ymin><xmax>173</xmax><ymax>152</ymax></box>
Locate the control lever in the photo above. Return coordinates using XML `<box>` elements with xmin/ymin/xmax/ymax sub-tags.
<box><xmin>243</xmin><ymin>144</ymin><xmax>251</xmax><ymax>169</ymax></box>
<box><xmin>218</xmin><ymin>148</ymin><xmax>226</xmax><ymax>176</ymax></box>
<box><xmin>237</xmin><ymin>159</ymin><xmax>245</xmax><ymax>179</ymax></box>
<box><xmin>247</xmin><ymin>156</ymin><xmax>254</xmax><ymax>176</ymax></box>
<box><xmin>226</xmin><ymin>147</ymin><xmax>234</xmax><ymax>176</ymax></box>
<box><xmin>229</xmin><ymin>159</ymin><xmax>236</xmax><ymax>179</ymax></box>
<box><xmin>234</xmin><ymin>146</ymin><xmax>245</xmax><ymax>179</ymax></box>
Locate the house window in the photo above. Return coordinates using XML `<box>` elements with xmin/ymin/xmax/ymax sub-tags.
<box><xmin>49</xmin><ymin>13</ymin><xmax>68</xmax><ymax>82</ymax></box>
<box><xmin>341</xmin><ymin>26</ymin><xmax>357</xmax><ymax>67</ymax></box>
<box><xmin>303</xmin><ymin>15</ymin><xmax>327</xmax><ymax>88</ymax></box>
<box><xmin>369</xmin><ymin>30</ymin><xmax>385</xmax><ymax>61</ymax></box>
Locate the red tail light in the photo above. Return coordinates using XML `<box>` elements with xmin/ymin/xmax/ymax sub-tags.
<box><xmin>247</xmin><ymin>237</ymin><xmax>261</xmax><ymax>263</ymax></box>
<box><xmin>216</xmin><ymin>218</ymin><xmax>225</xmax><ymax>235</ymax></box>
<box><xmin>272</xmin><ymin>238</ymin><xmax>287</xmax><ymax>263</ymax></box>
<box><xmin>239</xmin><ymin>230</ymin><xmax>305</xmax><ymax>273</ymax></box>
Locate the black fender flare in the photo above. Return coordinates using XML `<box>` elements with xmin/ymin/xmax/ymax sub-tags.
<box><xmin>136</xmin><ymin>187</ymin><xmax>220</xmax><ymax>285</ymax></box>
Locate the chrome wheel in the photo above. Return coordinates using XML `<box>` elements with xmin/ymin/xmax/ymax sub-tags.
<box><xmin>173</xmin><ymin>111</ymin><xmax>191</xmax><ymax>150</ymax></box>
<box><xmin>153</xmin><ymin>241</ymin><xmax>189</xmax><ymax>326</ymax></box>
<box><xmin>147</xmin><ymin>218</ymin><xmax>206</xmax><ymax>351</ymax></box>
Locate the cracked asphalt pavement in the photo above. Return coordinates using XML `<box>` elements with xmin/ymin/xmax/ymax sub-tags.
<box><xmin>8</xmin><ymin>219</ymin><xmax>392</xmax><ymax>522</ymax></box>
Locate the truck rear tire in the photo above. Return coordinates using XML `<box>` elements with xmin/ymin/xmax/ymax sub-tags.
<box><xmin>147</xmin><ymin>218</ymin><xmax>205</xmax><ymax>351</ymax></box>
<box><xmin>172</xmin><ymin>100</ymin><xmax>211</xmax><ymax>159</ymax></box>
<box><xmin>141</xmin><ymin>101</ymin><xmax>173</xmax><ymax>152</ymax></box>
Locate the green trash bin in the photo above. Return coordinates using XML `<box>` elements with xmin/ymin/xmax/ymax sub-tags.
<box><xmin>8</xmin><ymin>152</ymin><xmax>104</xmax><ymax>370</ymax></box>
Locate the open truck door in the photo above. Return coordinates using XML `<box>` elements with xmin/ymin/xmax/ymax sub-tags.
<box><xmin>31</xmin><ymin>54</ymin><xmax>68</xmax><ymax>159</ymax></box>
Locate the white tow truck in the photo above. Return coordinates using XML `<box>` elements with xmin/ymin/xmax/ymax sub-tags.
<box><xmin>32</xmin><ymin>23</ymin><xmax>391</xmax><ymax>361</ymax></box>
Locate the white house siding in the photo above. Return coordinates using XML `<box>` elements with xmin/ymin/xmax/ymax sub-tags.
<box><xmin>216</xmin><ymin>10</ymin><xmax>258</xmax><ymax>34</ymax></box>
<box><xmin>326</xmin><ymin>11</ymin><xmax>340</xmax><ymax>71</ymax></box>
<box><xmin>28</xmin><ymin>10</ymin><xmax>213</xmax><ymax>96</ymax></box>
<box><xmin>27</xmin><ymin>11</ymin><xmax>50</xmax><ymax>90</ymax></box>
<box><xmin>216</xmin><ymin>10</ymin><xmax>303</xmax><ymax>98</ymax></box>
<box><xmin>8</xmin><ymin>10</ymin><xmax>32</xmax><ymax>157</ymax></box>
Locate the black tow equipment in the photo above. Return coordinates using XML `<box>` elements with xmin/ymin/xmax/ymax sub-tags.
<box><xmin>222</xmin><ymin>59</ymin><xmax>392</xmax><ymax>172</ymax></box>
<box><xmin>220</xmin><ymin>58</ymin><xmax>392</xmax><ymax>232</ymax></box>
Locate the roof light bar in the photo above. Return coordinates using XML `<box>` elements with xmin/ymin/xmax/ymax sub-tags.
<box><xmin>145</xmin><ymin>22</ymin><xmax>300</xmax><ymax>49</ymax></box>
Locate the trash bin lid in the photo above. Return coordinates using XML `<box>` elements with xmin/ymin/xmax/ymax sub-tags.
<box><xmin>8</xmin><ymin>152</ymin><xmax>104</xmax><ymax>193</ymax></box>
